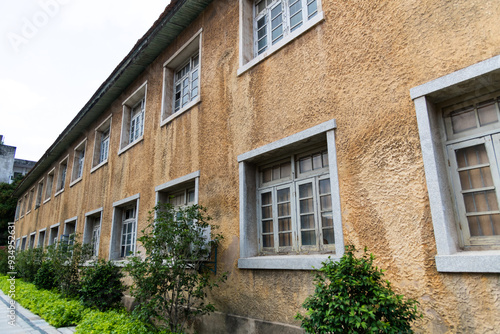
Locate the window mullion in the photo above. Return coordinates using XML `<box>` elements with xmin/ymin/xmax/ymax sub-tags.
<box><xmin>272</xmin><ymin>187</ymin><xmax>279</xmax><ymax>253</ymax></box>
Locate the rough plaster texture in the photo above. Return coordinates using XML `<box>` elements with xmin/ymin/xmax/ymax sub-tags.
<box><xmin>0</xmin><ymin>144</ymin><xmax>16</xmax><ymax>183</ymax></box>
<box><xmin>15</xmin><ymin>0</ymin><xmax>500</xmax><ymax>333</ymax></box>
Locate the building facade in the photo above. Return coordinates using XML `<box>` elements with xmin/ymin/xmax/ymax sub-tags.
<box><xmin>0</xmin><ymin>136</ymin><xmax>36</xmax><ymax>184</ymax></box>
<box><xmin>13</xmin><ymin>1</ymin><xmax>500</xmax><ymax>332</ymax></box>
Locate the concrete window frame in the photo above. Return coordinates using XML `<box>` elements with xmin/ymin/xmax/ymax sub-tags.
<box><xmin>55</xmin><ymin>155</ymin><xmax>69</xmax><ymax>196</ymax></box>
<box><xmin>49</xmin><ymin>223</ymin><xmax>60</xmax><ymax>246</ymax></box>
<box><xmin>70</xmin><ymin>138</ymin><xmax>87</xmax><ymax>187</ymax></box>
<box><xmin>109</xmin><ymin>193</ymin><xmax>140</xmax><ymax>261</ymax></box>
<box><xmin>26</xmin><ymin>186</ymin><xmax>35</xmax><ymax>215</ymax></box>
<box><xmin>160</xmin><ymin>29</ymin><xmax>202</xmax><ymax>127</ymax></box>
<box><xmin>119</xmin><ymin>82</ymin><xmax>147</xmax><ymax>155</ymax></box>
<box><xmin>14</xmin><ymin>199</ymin><xmax>21</xmax><ymax>221</ymax></box>
<box><xmin>35</xmin><ymin>178</ymin><xmax>44</xmax><ymax>209</ymax></box>
<box><xmin>63</xmin><ymin>216</ymin><xmax>78</xmax><ymax>245</ymax></box>
<box><xmin>238</xmin><ymin>0</ymin><xmax>324</xmax><ymax>76</ymax></box>
<box><xmin>29</xmin><ymin>232</ymin><xmax>36</xmax><ymax>249</ymax></box>
<box><xmin>237</xmin><ymin>119</ymin><xmax>344</xmax><ymax>270</ymax></box>
<box><xmin>84</xmin><ymin>207</ymin><xmax>103</xmax><ymax>258</ymax></box>
<box><xmin>410</xmin><ymin>55</ymin><xmax>500</xmax><ymax>273</ymax></box>
<box><xmin>44</xmin><ymin>167</ymin><xmax>55</xmax><ymax>203</ymax></box>
<box><xmin>37</xmin><ymin>228</ymin><xmax>46</xmax><ymax>248</ymax></box>
<box><xmin>91</xmin><ymin>115</ymin><xmax>112</xmax><ymax>173</ymax></box>
<box><xmin>21</xmin><ymin>236</ymin><xmax>27</xmax><ymax>250</ymax></box>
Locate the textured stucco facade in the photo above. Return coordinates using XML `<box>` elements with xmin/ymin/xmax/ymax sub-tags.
<box><xmin>14</xmin><ymin>1</ymin><xmax>500</xmax><ymax>333</ymax></box>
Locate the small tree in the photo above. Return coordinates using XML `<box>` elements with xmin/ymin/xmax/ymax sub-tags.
<box><xmin>79</xmin><ymin>259</ymin><xmax>126</xmax><ymax>311</ymax></box>
<box><xmin>296</xmin><ymin>245</ymin><xmax>422</xmax><ymax>333</ymax></box>
<box><xmin>125</xmin><ymin>203</ymin><xmax>226</xmax><ymax>334</ymax></box>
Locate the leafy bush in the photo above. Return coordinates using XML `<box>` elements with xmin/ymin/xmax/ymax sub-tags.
<box><xmin>125</xmin><ymin>204</ymin><xmax>226</xmax><ymax>333</ymax></box>
<box><xmin>15</xmin><ymin>247</ymin><xmax>44</xmax><ymax>282</ymax></box>
<box><xmin>75</xmin><ymin>309</ymin><xmax>167</xmax><ymax>334</ymax></box>
<box><xmin>79</xmin><ymin>260</ymin><xmax>126</xmax><ymax>311</ymax></box>
<box><xmin>34</xmin><ymin>261</ymin><xmax>57</xmax><ymax>290</ymax></box>
<box><xmin>0</xmin><ymin>247</ymin><xmax>9</xmax><ymax>275</ymax></box>
<box><xmin>45</xmin><ymin>236</ymin><xmax>92</xmax><ymax>297</ymax></box>
<box><xmin>0</xmin><ymin>276</ymin><xmax>85</xmax><ymax>327</ymax></box>
<box><xmin>296</xmin><ymin>245</ymin><xmax>422</xmax><ymax>333</ymax></box>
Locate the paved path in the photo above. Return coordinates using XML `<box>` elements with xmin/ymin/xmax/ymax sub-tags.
<box><xmin>0</xmin><ymin>289</ymin><xmax>76</xmax><ymax>334</ymax></box>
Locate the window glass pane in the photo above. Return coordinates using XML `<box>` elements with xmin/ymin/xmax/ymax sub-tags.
<box><xmin>299</xmin><ymin>157</ymin><xmax>312</xmax><ymax>173</ymax></box>
<box><xmin>256</xmin><ymin>0</ymin><xmax>266</xmax><ymax>14</ymax></box>
<box><xmin>277</xmin><ymin>188</ymin><xmax>289</xmax><ymax>202</ymax></box>
<box><xmin>262</xmin><ymin>205</ymin><xmax>273</xmax><ymax>219</ymax></box>
<box><xmin>262</xmin><ymin>168</ymin><xmax>272</xmax><ymax>182</ymax></box>
<box><xmin>261</xmin><ymin>191</ymin><xmax>272</xmax><ymax>205</ymax></box>
<box><xmin>278</xmin><ymin>202</ymin><xmax>290</xmax><ymax>216</ymax></box>
<box><xmin>280</xmin><ymin>162</ymin><xmax>291</xmax><ymax>178</ymax></box>
<box><xmin>319</xmin><ymin>178</ymin><xmax>331</xmax><ymax>195</ymax></box>
<box><xmin>477</xmin><ymin>101</ymin><xmax>498</xmax><ymax>126</ymax></box>
<box><xmin>263</xmin><ymin>234</ymin><xmax>274</xmax><ymax>247</ymax></box>
<box><xmin>192</xmin><ymin>54</ymin><xmax>199</xmax><ymax>68</ymax></box>
<box><xmin>320</xmin><ymin>194</ymin><xmax>332</xmax><ymax>211</ymax></box>
<box><xmin>272</xmin><ymin>166</ymin><xmax>280</xmax><ymax>180</ymax></box>
<box><xmin>278</xmin><ymin>217</ymin><xmax>291</xmax><ymax>231</ymax></box>
<box><xmin>258</xmin><ymin>37</ymin><xmax>267</xmax><ymax>53</ymax></box>
<box><xmin>299</xmin><ymin>183</ymin><xmax>313</xmax><ymax>198</ymax></box>
<box><xmin>300</xmin><ymin>214</ymin><xmax>314</xmax><ymax>229</ymax></box>
<box><xmin>279</xmin><ymin>232</ymin><xmax>292</xmax><ymax>246</ymax></box>
<box><xmin>289</xmin><ymin>0</ymin><xmax>301</xmax><ymax>15</ymax></box>
<box><xmin>321</xmin><ymin>212</ymin><xmax>333</xmax><ymax>227</ymax></box>
<box><xmin>301</xmin><ymin>230</ymin><xmax>315</xmax><ymax>245</ymax></box>
<box><xmin>323</xmin><ymin>228</ymin><xmax>334</xmax><ymax>244</ymax></box>
<box><xmin>467</xmin><ymin>214</ymin><xmax>500</xmax><ymax>236</ymax></box>
<box><xmin>272</xmin><ymin>25</ymin><xmax>283</xmax><ymax>43</ymax></box>
<box><xmin>262</xmin><ymin>220</ymin><xmax>273</xmax><ymax>233</ymax></box>
<box><xmin>307</xmin><ymin>0</ymin><xmax>318</xmax><ymax>18</ymax></box>
<box><xmin>312</xmin><ymin>154</ymin><xmax>322</xmax><ymax>169</ymax></box>
<box><xmin>451</xmin><ymin>107</ymin><xmax>476</xmax><ymax>133</ymax></box>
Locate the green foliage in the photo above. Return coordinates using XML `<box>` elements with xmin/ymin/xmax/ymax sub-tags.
<box><xmin>0</xmin><ymin>276</ymin><xmax>85</xmax><ymax>327</ymax></box>
<box><xmin>33</xmin><ymin>261</ymin><xmax>57</xmax><ymax>290</ymax></box>
<box><xmin>296</xmin><ymin>245</ymin><xmax>422</xmax><ymax>334</ymax></box>
<box><xmin>79</xmin><ymin>259</ymin><xmax>126</xmax><ymax>311</ymax></box>
<box><xmin>15</xmin><ymin>247</ymin><xmax>44</xmax><ymax>282</ymax></box>
<box><xmin>44</xmin><ymin>236</ymin><xmax>93</xmax><ymax>297</ymax></box>
<box><xmin>0</xmin><ymin>247</ymin><xmax>9</xmax><ymax>275</ymax></box>
<box><xmin>125</xmin><ymin>203</ymin><xmax>227</xmax><ymax>333</ymax></box>
<box><xmin>0</xmin><ymin>176</ymin><xmax>22</xmax><ymax>246</ymax></box>
<box><xmin>75</xmin><ymin>309</ymin><xmax>170</xmax><ymax>334</ymax></box>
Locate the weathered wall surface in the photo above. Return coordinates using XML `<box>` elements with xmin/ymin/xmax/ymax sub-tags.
<box><xmin>0</xmin><ymin>144</ymin><xmax>16</xmax><ymax>183</ymax></box>
<box><xmin>15</xmin><ymin>0</ymin><xmax>500</xmax><ymax>333</ymax></box>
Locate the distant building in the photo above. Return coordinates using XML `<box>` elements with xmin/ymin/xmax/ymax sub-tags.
<box><xmin>0</xmin><ymin>135</ymin><xmax>36</xmax><ymax>183</ymax></box>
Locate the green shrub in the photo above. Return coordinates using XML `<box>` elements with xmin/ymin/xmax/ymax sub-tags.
<box><xmin>34</xmin><ymin>261</ymin><xmax>57</xmax><ymax>290</ymax></box>
<box><xmin>0</xmin><ymin>247</ymin><xmax>9</xmax><ymax>275</ymax></box>
<box><xmin>296</xmin><ymin>245</ymin><xmax>422</xmax><ymax>333</ymax></box>
<box><xmin>79</xmin><ymin>260</ymin><xmax>126</xmax><ymax>311</ymax></box>
<box><xmin>75</xmin><ymin>309</ymin><xmax>166</xmax><ymax>334</ymax></box>
<box><xmin>15</xmin><ymin>247</ymin><xmax>44</xmax><ymax>282</ymax></box>
<box><xmin>125</xmin><ymin>204</ymin><xmax>226</xmax><ymax>333</ymax></box>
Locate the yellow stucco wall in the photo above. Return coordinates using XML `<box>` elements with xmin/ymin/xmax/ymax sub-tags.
<box><xmin>15</xmin><ymin>1</ymin><xmax>500</xmax><ymax>332</ymax></box>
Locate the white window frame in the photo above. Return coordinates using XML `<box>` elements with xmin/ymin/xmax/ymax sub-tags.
<box><xmin>70</xmin><ymin>139</ymin><xmax>87</xmax><ymax>186</ymax></box>
<box><xmin>237</xmin><ymin>119</ymin><xmax>343</xmax><ymax>270</ymax></box>
<box><xmin>44</xmin><ymin>168</ymin><xmax>55</xmax><ymax>203</ymax></box>
<box><xmin>49</xmin><ymin>223</ymin><xmax>60</xmax><ymax>246</ymax></box>
<box><xmin>29</xmin><ymin>232</ymin><xmax>36</xmax><ymax>249</ymax></box>
<box><xmin>161</xmin><ymin>29</ymin><xmax>202</xmax><ymax>126</ymax></box>
<box><xmin>14</xmin><ymin>199</ymin><xmax>21</xmax><ymax>221</ymax></box>
<box><xmin>38</xmin><ymin>228</ymin><xmax>46</xmax><ymax>248</ymax></box>
<box><xmin>91</xmin><ymin>115</ymin><xmax>112</xmax><ymax>172</ymax></box>
<box><xmin>26</xmin><ymin>187</ymin><xmax>35</xmax><ymax>215</ymax></box>
<box><xmin>109</xmin><ymin>194</ymin><xmax>140</xmax><ymax>261</ymax></box>
<box><xmin>63</xmin><ymin>216</ymin><xmax>77</xmax><ymax>241</ymax></box>
<box><xmin>22</xmin><ymin>194</ymin><xmax>28</xmax><ymax>216</ymax></box>
<box><xmin>84</xmin><ymin>208</ymin><xmax>103</xmax><ymax>258</ymax></box>
<box><xmin>119</xmin><ymin>82</ymin><xmax>147</xmax><ymax>155</ymax></box>
<box><xmin>21</xmin><ymin>236</ymin><xmax>27</xmax><ymax>250</ymax></box>
<box><xmin>410</xmin><ymin>55</ymin><xmax>500</xmax><ymax>273</ymax></box>
<box><xmin>35</xmin><ymin>178</ymin><xmax>44</xmax><ymax>209</ymax></box>
<box><xmin>15</xmin><ymin>238</ymin><xmax>20</xmax><ymax>250</ymax></box>
<box><xmin>238</xmin><ymin>0</ymin><xmax>324</xmax><ymax>75</ymax></box>
<box><xmin>55</xmin><ymin>156</ymin><xmax>69</xmax><ymax>196</ymax></box>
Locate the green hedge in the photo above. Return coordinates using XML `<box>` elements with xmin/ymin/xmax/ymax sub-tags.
<box><xmin>0</xmin><ymin>276</ymin><xmax>170</xmax><ymax>333</ymax></box>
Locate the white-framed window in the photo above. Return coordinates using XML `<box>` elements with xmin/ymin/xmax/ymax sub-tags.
<box><xmin>238</xmin><ymin>0</ymin><xmax>323</xmax><ymax>75</ymax></box>
<box><xmin>38</xmin><ymin>229</ymin><xmax>46</xmax><ymax>248</ymax></box>
<box><xmin>55</xmin><ymin>156</ymin><xmax>69</xmax><ymax>194</ymax></box>
<box><xmin>35</xmin><ymin>178</ymin><xmax>44</xmax><ymax>208</ymax></box>
<box><xmin>84</xmin><ymin>208</ymin><xmax>102</xmax><ymax>258</ymax></box>
<box><xmin>161</xmin><ymin>30</ymin><xmax>202</xmax><ymax>126</ymax></box>
<box><xmin>71</xmin><ymin>139</ymin><xmax>86</xmax><ymax>185</ymax></box>
<box><xmin>238</xmin><ymin>119</ymin><xmax>343</xmax><ymax>270</ymax></box>
<box><xmin>14</xmin><ymin>199</ymin><xmax>21</xmax><ymax>221</ymax></box>
<box><xmin>29</xmin><ymin>232</ymin><xmax>36</xmax><ymax>249</ymax></box>
<box><xmin>91</xmin><ymin>116</ymin><xmax>112</xmax><ymax>172</ymax></box>
<box><xmin>45</xmin><ymin>168</ymin><xmax>55</xmax><ymax>202</ymax></box>
<box><xmin>110</xmin><ymin>194</ymin><xmax>140</xmax><ymax>260</ymax></box>
<box><xmin>15</xmin><ymin>238</ymin><xmax>20</xmax><ymax>250</ymax></box>
<box><xmin>411</xmin><ymin>55</ymin><xmax>500</xmax><ymax>273</ymax></box>
<box><xmin>49</xmin><ymin>224</ymin><xmax>60</xmax><ymax>246</ymax></box>
<box><xmin>22</xmin><ymin>194</ymin><xmax>28</xmax><ymax>216</ymax></box>
<box><xmin>63</xmin><ymin>217</ymin><xmax>77</xmax><ymax>244</ymax></box>
<box><xmin>27</xmin><ymin>187</ymin><xmax>34</xmax><ymax>214</ymax></box>
<box><xmin>21</xmin><ymin>236</ymin><xmax>27</xmax><ymax>250</ymax></box>
<box><xmin>119</xmin><ymin>82</ymin><xmax>147</xmax><ymax>154</ymax></box>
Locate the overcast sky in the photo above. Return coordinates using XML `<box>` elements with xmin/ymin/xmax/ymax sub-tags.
<box><xmin>0</xmin><ymin>0</ymin><xmax>170</xmax><ymax>161</ymax></box>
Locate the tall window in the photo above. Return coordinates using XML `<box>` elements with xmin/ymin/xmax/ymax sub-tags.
<box><xmin>130</xmin><ymin>99</ymin><xmax>145</xmax><ymax>144</ymax></box>
<box><xmin>45</xmin><ymin>168</ymin><xmax>55</xmax><ymax>200</ymax></box>
<box><xmin>56</xmin><ymin>157</ymin><xmax>68</xmax><ymax>193</ymax></box>
<box><xmin>27</xmin><ymin>187</ymin><xmax>34</xmax><ymax>214</ymax></box>
<box><xmin>173</xmin><ymin>53</ymin><xmax>199</xmax><ymax>113</ymax></box>
<box><xmin>71</xmin><ymin>139</ymin><xmax>86</xmax><ymax>184</ymax></box>
<box><xmin>254</xmin><ymin>0</ymin><xmax>318</xmax><ymax>56</ymax></box>
<box><xmin>84</xmin><ymin>210</ymin><xmax>102</xmax><ymax>258</ymax></box>
<box><xmin>35</xmin><ymin>179</ymin><xmax>44</xmax><ymax>208</ymax></box>
<box><xmin>92</xmin><ymin>116</ymin><xmax>112</xmax><ymax>170</ymax></box>
<box><xmin>443</xmin><ymin>97</ymin><xmax>500</xmax><ymax>247</ymax></box>
<box><xmin>257</xmin><ymin>149</ymin><xmax>333</xmax><ymax>253</ymax></box>
<box><xmin>120</xmin><ymin>82</ymin><xmax>147</xmax><ymax>153</ymax></box>
<box><xmin>121</xmin><ymin>207</ymin><xmax>136</xmax><ymax>258</ymax></box>
<box><xmin>38</xmin><ymin>230</ymin><xmax>46</xmax><ymax>248</ymax></box>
